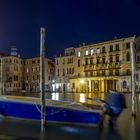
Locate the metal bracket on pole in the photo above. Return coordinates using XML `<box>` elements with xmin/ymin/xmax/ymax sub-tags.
<box><xmin>131</xmin><ymin>40</ymin><xmax>136</xmax><ymax>116</ymax></box>
<box><xmin>40</xmin><ymin>27</ymin><xmax>46</xmax><ymax>126</ymax></box>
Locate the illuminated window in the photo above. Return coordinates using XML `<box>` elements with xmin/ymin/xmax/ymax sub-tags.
<box><xmin>32</xmin><ymin>67</ymin><xmax>35</xmax><ymax>72</ymax></box>
<box><xmin>91</xmin><ymin>49</ymin><xmax>94</xmax><ymax>55</ymax></box>
<box><xmin>78</xmin><ymin>51</ymin><xmax>81</xmax><ymax>57</ymax></box>
<box><xmin>85</xmin><ymin>50</ymin><xmax>88</xmax><ymax>56</ymax></box>
<box><xmin>96</xmin><ymin>48</ymin><xmax>100</xmax><ymax>54</ymax></box>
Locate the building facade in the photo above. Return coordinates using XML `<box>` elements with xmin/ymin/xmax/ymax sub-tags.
<box><xmin>55</xmin><ymin>36</ymin><xmax>140</xmax><ymax>93</ymax></box>
<box><xmin>24</xmin><ymin>57</ymin><xmax>55</xmax><ymax>92</ymax></box>
<box><xmin>0</xmin><ymin>56</ymin><xmax>24</xmax><ymax>92</ymax></box>
<box><xmin>0</xmin><ymin>55</ymin><xmax>55</xmax><ymax>93</ymax></box>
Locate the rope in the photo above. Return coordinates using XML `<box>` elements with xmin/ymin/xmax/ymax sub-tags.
<box><xmin>34</xmin><ymin>101</ymin><xmax>78</xmax><ymax>116</ymax></box>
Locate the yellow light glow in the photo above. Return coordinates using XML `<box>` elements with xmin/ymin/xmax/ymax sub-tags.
<box><xmin>80</xmin><ymin>93</ymin><xmax>85</xmax><ymax>103</ymax></box>
<box><xmin>80</xmin><ymin>79</ymin><xmax>84</xmax><ymax>85</ymax></box>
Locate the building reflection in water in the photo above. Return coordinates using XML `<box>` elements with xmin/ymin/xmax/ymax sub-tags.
<box><xmin>79</xmin><ymin>93</ymin><xmax>85</xmax><ymax>103</ymax></box>
<box><xmin>52</xmin><ymin>92</ymin><xmax>59</xmax><ymax>100</ymax></box>
<box><xmin>130</xmin><ymin>117</ymin><xmax>137</xmax><ymax>140</ymax></box>
<box><xmin>49</xmin><ymin>92</ymin><xmax>107</xmax><ymax>104</ymax></box>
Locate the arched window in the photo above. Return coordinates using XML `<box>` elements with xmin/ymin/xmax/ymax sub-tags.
<box><xmin>122</xmin><ymin>81</ymin><xmax>127</xmax><ymax>89</ymax></box>
<box><xmin>126</xmin><ymin>52</ymin><xmax>130</xmax><ymax>61</ymax></box>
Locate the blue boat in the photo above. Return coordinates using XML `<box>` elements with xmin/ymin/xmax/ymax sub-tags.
<box><xmin>0</xmin><ymin>96</ymin><xmax>102</xmax><ymax>126</ymax></box>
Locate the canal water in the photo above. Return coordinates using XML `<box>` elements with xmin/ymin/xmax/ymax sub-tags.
<box><xmin>0</xmin><ymin>92</ymin><xmax>140</xmax><ymax>140</ymax></box>
<box><xmin>6</xmin><ymin>92</ymin><xmax>107</xmax><ymax>104</ymax></box>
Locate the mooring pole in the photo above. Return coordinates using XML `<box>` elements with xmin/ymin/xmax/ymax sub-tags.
<box><xmin>130</xmin><ymin>40</ymin><xmax>136</xmax><ymax>116</ymax></box>
<box><xmin>40</xmin><ymin>27</ymin><xmax>46</xmax><ymax>126</ymax></box>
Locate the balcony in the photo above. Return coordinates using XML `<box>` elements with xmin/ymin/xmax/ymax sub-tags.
<box><xmin>83</xmin><ymin>72</ymin><xmax>131</xmax><ymax>78</ymax></box>
<box><xmin>84</xmin><ymin>62</ymin><xmax>121</xmax><ymax>72</ymax></box>
<box><xmin>108</xmin><ymin>62</ymin><xmax>121</xmax><ymax>68</ymax></box>
<box><xmin>100</xmin><ymin>51</ymin><xmax>106</xmax><ymax>54</ymax></box>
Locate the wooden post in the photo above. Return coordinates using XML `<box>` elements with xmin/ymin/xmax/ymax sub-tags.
<box><xmin>40</xmin><ymin>27</ymin><xmax>46</xmax><ymax>126</ymax></box>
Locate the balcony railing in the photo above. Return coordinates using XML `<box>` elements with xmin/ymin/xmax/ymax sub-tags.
<box><xmin>84</xmin><ymin>61</ymin><xmax>121</xmax><ymax>70</ymax></box>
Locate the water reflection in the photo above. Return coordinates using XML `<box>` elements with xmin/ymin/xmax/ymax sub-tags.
<box><xmin>52</xmin><ymin>92</ymin><xmax>59</xmax><ymax>100</ymax></box>
<box><xmin>0</xmin><ymin>92</ymin><xmax>140</xmax><ymax>140</ymax></box>
<box><xmin>46</xmin><ymin>92</ymin><xmax>107</xmax><ymax>105</ymax></box>
<box><xmin>130</xmin><ymin>118</ymin><xmax>137</xmax><ymax>140</ymax></box>
<box><xmin>79</xmin><ymin>93</ymin><xmax>85</xmax><ymax>103</ymax></box>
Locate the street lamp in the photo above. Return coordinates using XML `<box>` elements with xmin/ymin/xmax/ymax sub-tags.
<box><xmin>80</xmin><ymin>79</ymin><xmax>84</xmax><ymax>85</ymax></box>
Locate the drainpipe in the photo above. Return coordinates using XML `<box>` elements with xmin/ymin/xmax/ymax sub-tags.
<box><xmin>131</xmin><ymin>37</ymin><xmax>136</xmax><ymax>116</ymax></box>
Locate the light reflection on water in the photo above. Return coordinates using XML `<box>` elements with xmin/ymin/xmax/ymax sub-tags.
<box><xmin>46</xmin><ymin>92</ymin><xmax>106</xmax><ymax>105</ymax></box>
<box><xmin>5</xmin><ymin>91</ymin><xmax>107</xmax><ymax>104</ymax></box>
<box><xmin>79</xmin><ymin>93</ymin><xmax>85</xmax><ymax>103</ymax></box>
<box><xmin>52</xmin><ymin>92</ymin><xmax>59</xmax><ymax>100</ymax></box>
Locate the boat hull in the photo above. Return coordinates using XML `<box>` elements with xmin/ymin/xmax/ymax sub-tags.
<box><xmin>0</xmin><ymin>99</ymin><xmax>101</xmax><ymax>126</ymax></box>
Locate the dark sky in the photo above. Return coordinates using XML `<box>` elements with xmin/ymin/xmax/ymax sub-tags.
<box><xmin>0</xmin><ymin>0</ymin><xmax>140</xmax><ymax>58</ymax></box>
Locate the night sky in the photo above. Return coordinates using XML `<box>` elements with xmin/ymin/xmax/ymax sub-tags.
<box><xmin>0</xmin><ymin>0</ymin><xmax>140</xmax><ymax>59</ymax></box>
